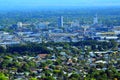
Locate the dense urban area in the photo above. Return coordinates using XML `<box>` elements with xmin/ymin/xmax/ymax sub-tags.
<box><xmin>0</xmin><ymin>7</ymin><xmax>120</xmax><ymax>80</ymax></box>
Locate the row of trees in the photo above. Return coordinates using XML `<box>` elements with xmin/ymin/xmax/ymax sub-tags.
<box><xmin>0</xmin><ymin>40</ymin><xmax>117</xmax><ymax>56</ymax></box>
<box><xmin>0</xmin><ymin>43</ymin><xmax>51</xmax><ymax>56</ymax></box>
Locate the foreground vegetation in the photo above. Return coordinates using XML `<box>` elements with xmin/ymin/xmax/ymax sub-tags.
<box><xmin>0</xmin><ymin>40</ymin><xmax>120</xmax><ymax>80</ymax></box>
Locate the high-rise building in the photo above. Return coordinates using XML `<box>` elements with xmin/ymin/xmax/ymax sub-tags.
<box><xmin>58</xmin><ymin>16</ymin><xmax>63</xmax><ymax>27</ymax></box>
<box><xmin>93</xmin><ymin>14</ymin><xmax>98</xmax><ymax>24</ymax></box>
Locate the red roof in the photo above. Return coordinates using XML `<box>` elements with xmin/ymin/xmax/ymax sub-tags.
<box><xmin>38</xmin><ymin>54</ymin><xmax>48</xmax><ymax>58</ymax></box>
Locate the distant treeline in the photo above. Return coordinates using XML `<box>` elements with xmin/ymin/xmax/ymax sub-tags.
<box><xmin>0</xmin><ymin>7</ymin><xmax>120</xmax><ymax>26</ymax></box>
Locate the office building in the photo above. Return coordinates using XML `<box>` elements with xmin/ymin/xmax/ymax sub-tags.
<box><xmin>58</xmin><ymin>16</ymin><xmax>63</xmax><ymax>27</ymax></box>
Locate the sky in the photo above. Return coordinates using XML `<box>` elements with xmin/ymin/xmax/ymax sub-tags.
<box><xmin>0</xmin><ymin>0</ymin><xmax>120</xmax><ymax>10</ymax></box>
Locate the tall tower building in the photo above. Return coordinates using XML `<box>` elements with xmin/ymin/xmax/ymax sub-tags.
<box><xmin>93</xmin><ymin>14</ymin><xmax>98</xmax><ymax>24</ymax></box>
<box><xmin>58</xmin><ymin>16</ymin><xmax>63</xmax><ymax>27</ymax></box>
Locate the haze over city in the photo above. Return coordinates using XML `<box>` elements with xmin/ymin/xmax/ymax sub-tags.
<box><xmin>0</xmin><ymin>0</ymin><xmax>120</xmax><ymax>10</ymax></box>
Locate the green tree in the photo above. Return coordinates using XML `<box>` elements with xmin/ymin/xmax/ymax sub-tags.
<box><xmin>0</xmin><ymin>46</ymin><xmax>5</xmax><ymax>53</ymax></box>
<box><xmin>0</xmin><ymin>73</ymin><xmax>8</xmax><ymax>80</ymax></box>
<box><xmin>29</xmin><ymin>77</ymin><xmax>37</xmax><ymax>80</ymax></box>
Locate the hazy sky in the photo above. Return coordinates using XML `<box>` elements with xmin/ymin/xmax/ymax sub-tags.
<box><xmin>0</xmin><ymin>0</ymin><xmax>120</xmax><ymax>9</ymax></box>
